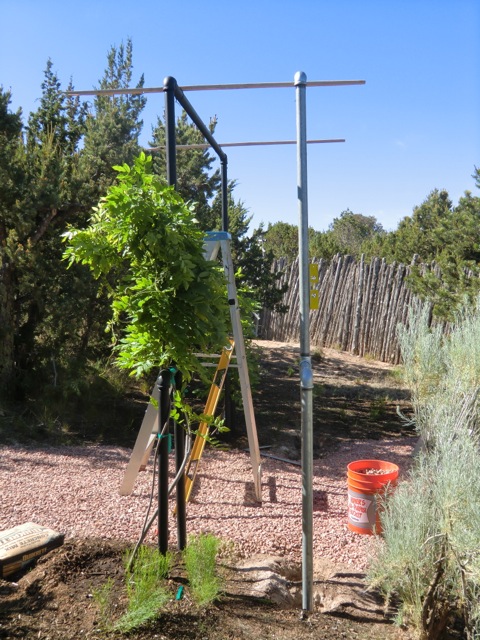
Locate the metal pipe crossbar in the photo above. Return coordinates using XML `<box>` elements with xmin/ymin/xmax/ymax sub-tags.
<box><xmin>66</xmin><ymin>78</ymin><xmax>365</xmax><ymax>98</ymax></box>
<box><xmin>149</xmin><ymin>138</ymin><xmax>345</xmax><ymax>150</ymax></box>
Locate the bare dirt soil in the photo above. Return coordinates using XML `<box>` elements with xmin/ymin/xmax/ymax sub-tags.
<box><xmin>0</xmin><ymin>341</ymin><xmax>417</xmax><ymax>640</ymax></box>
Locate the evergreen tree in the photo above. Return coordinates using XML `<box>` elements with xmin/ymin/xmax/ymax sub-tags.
<box><xmin>150</xmin><ymin>111</ymin><xmax>221</xmax><ymax>229</ymax></box>
<box><xmin>365</xmin><ymin>189</ymin><xmax>454</xmax><ymax>265</ymax></box>
<box><xmin>151</xmin><ymin>112</ymin><xmax>288</xmax><ymax>313</ymax></box>
<box><xmin>14</xmin><ymin>60</ymin><xmax>95</xmax><ymax>391</ymax></box>
<box><xmin>308</xmin><ymin>227</ymin><xmax>342</xmax><ymax>260</ymax></box>
<box><xmin>78</xmin><ymin>39</ymin><xmax>146</xmax><ymax>203</ymax></box>
<box><xmin>363</xmin><ymin>177</ymin><xmax>480</xmax><ymax>320</ymax></box>
<box><xmin>0</xmin><ymin>90</ymin><xmax>25</xmax><ymax>399</ymax></box>
<box><xmin>328</xmin><ymin>209</ymin><xmax>384</xmax><ymax>257</ymax></box>
<box><xmin>264</xmin><ymin>221</ymin><xmax>298</xmax><ymax>262</ymax></box>
<box><xmin>212</xmin><ymin>187</ymin><xmax>289</xmax><ymax>314</ymax></box>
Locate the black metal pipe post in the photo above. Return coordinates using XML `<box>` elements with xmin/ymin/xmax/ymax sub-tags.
<box><xmin>174</xmin><ymin>370</ymin><xmax>187</xmax><ymax>550</ymax></box>
<box><xmin>221</xmin><ymin>158</ymin><xmax>228</xmax><ymax>232</ymax></box>
<box><xmin>158</xmin><ymin>369</ymin><xmax>171</xmax><ymax>555</ymax></box>
<box><xmin>164</xmin><ymin>76</ymin><xmax>177</xmax><ymax>188</ymax></box>
<box><xmin>160</xmin><ymin>75</ymin><xmax>231</xmax><ymax>546</ymax></box>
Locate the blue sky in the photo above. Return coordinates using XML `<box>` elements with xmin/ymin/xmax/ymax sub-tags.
<box><xmin>1</xmin><ymin>0</ymin><xmax>479</xmax><ymax>232</ymax></box>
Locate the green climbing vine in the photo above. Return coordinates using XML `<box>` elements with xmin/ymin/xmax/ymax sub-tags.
<box><xmin>63</xmin><ymin>152</ymin><xmax>229</xmax><ymax>379</ymax></box>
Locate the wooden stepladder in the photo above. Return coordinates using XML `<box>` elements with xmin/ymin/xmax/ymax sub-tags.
<box><xmin>203</xmin><ymin>231</ymin><xmax>262</xmax><ymax>502</ymax></box>
<box><xmin>119</xmin><ymin>375</ymin><xmax>162</xmax><ymax>496</ymax></box>
<box><xmin>119</xmin><ymin>231</ymin><xmax>262</xmax><ymax>502</ymax></box>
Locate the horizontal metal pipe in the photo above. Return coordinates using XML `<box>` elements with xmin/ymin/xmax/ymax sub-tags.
<box><xmin>65</xmin><ymin>79</ymin><xmax>365</xmax><ymax>98</ymax></box>
<box><xmin>148</xmin><ymin>138</ymin><xmax>345</xmax><ymax>150</ymax></box>
<box><xmin>65</xmin><ymin>87</ymin><xmax>164</xmax><ymax>96</ymax></box>
<box><xmin>177</xmin><ymin>80</ymin><xmax>365</xmax><ymax>91</ymax></box>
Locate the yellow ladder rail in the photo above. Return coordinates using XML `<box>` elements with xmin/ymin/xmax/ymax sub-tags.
<box><xmin>183</xmin><ymin>340</ymin><xmax>234</xmax><ymax>503</ymax></box>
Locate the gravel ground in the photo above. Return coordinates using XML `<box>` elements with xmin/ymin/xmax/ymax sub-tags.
<box><xmin>0</xmin><ymin>437</ymin><xmax>416</xmax><ymax>571</ymax></box>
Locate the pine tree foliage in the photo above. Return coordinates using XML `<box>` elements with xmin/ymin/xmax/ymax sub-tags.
<box><xmin>1</xmin><ymin>42</ymin><xmax>148</xmax><ymax>401</ymax></box>
<box><xmin>363</xmin><ymin>176</ymin><xmax>480</xmax><ymax>320</ymax></box>
<box><xmin>79</xmin><ymin>39</ymin><xmax>146</xmax><ymax>203</ymax></box>
<box><xmin>15</xmin><ymin>59</ymin><xmax>99</xmax><ymax>389</ymax></box>
<box><xmin>0</xmin><ymin>89</ymin><xmax>25</xmax><ymax>397</ymax></box>
<box><xmin>265</xmin><ymin>212</ymin><xmax>385</xmax><ymax>263</ymax></box>
<box><xmin>150</xmin><ymin>111</ymin><xmax>221</xmax><ymax>230</ymax></box>
<box><xmin>264</xmin><ymin>221</ymin><xmax>298</xmax><ymax>262</ymax></box>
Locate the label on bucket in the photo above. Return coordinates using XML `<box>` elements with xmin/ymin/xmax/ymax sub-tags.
<box><xmin>348</xmin><ymin>489</ymin><xmax>376</xmax><ymax>528</ymax></box>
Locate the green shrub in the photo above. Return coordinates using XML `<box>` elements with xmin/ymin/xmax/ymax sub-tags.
<box><xmin>184</xmin><ymin>533</ymin><xmax>222</xmax><ymax>607</ymax></box>
<box><xmin>396</xmin><ymin>301</ymin><xmax>445</xmax><ymax>421</ymax></box>
<box><xmin>114</xmin><ymin>545</ymin><xmax>172</xmax><ymax>633</ymax></box>
<box><xmin>368</xmin><ymin>416</ymin><xmax>480</xmax><ymax>637</ymax></box>
<box><xmin>368</xmin><ymin>300</ymin><xmax>480</xmax><ymax>638</ymax></box>
<box><xmin>397</xmin><ymin>297</ymin><xmax>480</xmax><ymax>444</ymax></box>
<box><xmin>92</xmin><ymin>577</ymin><xmax>115</xmax><ymax>630</ymax></box>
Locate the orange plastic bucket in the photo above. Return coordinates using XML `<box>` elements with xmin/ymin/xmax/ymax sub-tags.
<box><xmin>347</xmin><ymin>459</ymin><xmax>399</xmax><ymax>535</ymax></box>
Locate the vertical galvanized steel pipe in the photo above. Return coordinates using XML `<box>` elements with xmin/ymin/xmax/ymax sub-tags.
<box><xmin>295</xmin><ymin>71</ymin><xmax>314</xmax><ymax>612</ymax></box>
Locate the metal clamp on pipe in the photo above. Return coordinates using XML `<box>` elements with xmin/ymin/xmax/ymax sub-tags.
<box><xmin>300</xmin><ymin>356</ymin><xmax>314</xmax><ymax>390</ymax></box>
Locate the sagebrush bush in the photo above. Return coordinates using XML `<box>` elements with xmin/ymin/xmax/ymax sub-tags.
<box><xmin>368</xmin><ymin>300</ymin><xmax>480</xmax><ymax>639</ymax></box>
<box><xmin>397</xmin><ymin>297</ymin><xmax>480</xmax><ymax>444</ymax></box>
<box><xmin>397</xmin><ymin>301</ymin><xmax>445</xmax><ymax>415</ymax></box>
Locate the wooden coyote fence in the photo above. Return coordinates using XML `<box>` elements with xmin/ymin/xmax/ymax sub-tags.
<box><xmin>260</xmin><ymin>255</ymin><xmax>418</xmax><ymax>364</ymax></box>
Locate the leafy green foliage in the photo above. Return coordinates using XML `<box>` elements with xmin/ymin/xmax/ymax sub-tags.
<box><xmin>171</xmin><ymin>389</ymin><xmax>230</xmax><ymax>449</ymax></box>
<box><xmin>63</xmin><ymin>153</ymin><xmax>229</xmax><ymax>379</ymax></box>
<box><xmin>1</xmin><ymin>39</ymin><xmax>283</xmax><ymax>408</ymax></box>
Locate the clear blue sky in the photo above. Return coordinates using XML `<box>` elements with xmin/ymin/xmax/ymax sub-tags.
<box><xmin>1</xmin><ymin>0</ymin><xmax>479</xmax><ymax>232</ymax></box>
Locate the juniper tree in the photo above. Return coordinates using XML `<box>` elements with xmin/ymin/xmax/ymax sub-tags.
<box><xmin>78</xmin><ymin>39</ymin><xmax>146</xmax><ymax>204</ymax></box>
<box><xmin>0</xmin><ymin>90</ymin><xmax>25</xmax><ymax>399</ymax></box>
